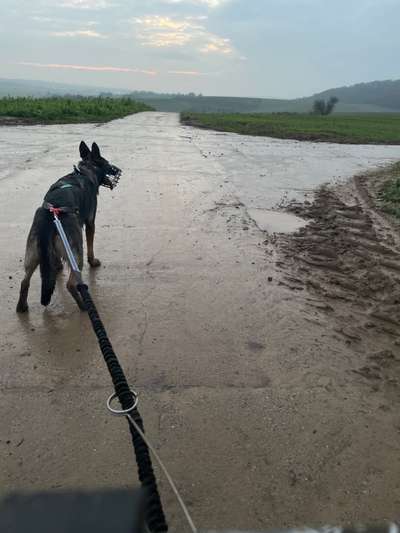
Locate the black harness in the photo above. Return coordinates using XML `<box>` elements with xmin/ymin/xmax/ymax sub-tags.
<box><xmin>42</xmin><ymin>166</ymin><xmax>90</xmax><ymax>215</ymax></box>
<box><xmin>42</xmin><ymin>161</ymin><xmax>121</xmax><ymax>214</ymax></box>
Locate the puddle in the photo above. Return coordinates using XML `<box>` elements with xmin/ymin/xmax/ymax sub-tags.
<box><xmin>248</xmin><ymin>208</ymin><xmax>307</xmax><ymax>233</ymax></box>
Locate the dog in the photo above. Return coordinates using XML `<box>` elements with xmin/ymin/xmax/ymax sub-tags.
<box><xmin>16</xmin><ymin>141</ymin><xmax>121</xmax><ymax>313</ymax></box>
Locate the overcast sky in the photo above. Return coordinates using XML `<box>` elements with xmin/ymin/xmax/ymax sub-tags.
<box><xmin>1</xmin><ymin>0</ymin><xmax>399</xmax><ymax>98</ymax></box>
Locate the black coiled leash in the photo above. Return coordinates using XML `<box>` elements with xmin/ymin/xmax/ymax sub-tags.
<box><xmin>50</xmin><ymin>207</ymin><xmax>168</xmax><ymax>533</ymax></box>
<box><xmin>77</xmin><ymin>284</ymin><xmax>168</xmax><ymax>533</ymax></box>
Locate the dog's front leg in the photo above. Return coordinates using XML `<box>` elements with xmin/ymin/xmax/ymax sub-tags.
<box><xmin>86</xmin><ymin>222</ymin><xmax>101</xmax><ymax>267</ymax></box>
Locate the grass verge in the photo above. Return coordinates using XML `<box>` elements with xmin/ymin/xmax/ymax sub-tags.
<box><xmin>181</xmin><ymin>112</ymin><xmax>400</xmax><ymax>144</ymax></box>
<box><xmin>0</xmin><ymin>96</ymin><xmax>154</xmax><ymax>125</ymax></box>
<box><xmin>379</xmin><ymin>162</ymin><xmax>400</xmax><ymax>218</ymax></box>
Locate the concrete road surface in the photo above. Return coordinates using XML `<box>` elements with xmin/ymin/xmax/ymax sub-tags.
<box><xmin>1</xmin><ymin>112</ymin><xmax>400</xmax><ymax>530</ymax></box>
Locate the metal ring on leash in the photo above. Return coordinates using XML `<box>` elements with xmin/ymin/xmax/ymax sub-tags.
<box><xmin>107</xmin><ymin>389</ymin><xmax>139</xmax><ymax>415</ymax></box>
<box><xmin>106</xmin><ymin>388</ymin><xmax>198</xmax><ymax>532</ymax></box>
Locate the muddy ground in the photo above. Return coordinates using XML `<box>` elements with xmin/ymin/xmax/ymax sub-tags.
<box><xmin>278</xmin><ymin>169</ymin><xmax>400</xmax><ymax>399</ymax></box>
<box><xmin>1</xmin><ymin>112</ymin><xmax>400</xmax><ymax>530</ymax></box>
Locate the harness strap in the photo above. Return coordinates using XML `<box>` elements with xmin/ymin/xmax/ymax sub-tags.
<box><xmin>49</xmin><ymin>206</ymin><xmax>62</xmax><ymax>217</ymax></box>
<box><xmin>42</xmin><ymin>202</ymin><xmax>78</xmax><ymax>215</ymax></box>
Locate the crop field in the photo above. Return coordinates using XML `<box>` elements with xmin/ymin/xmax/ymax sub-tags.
<box><xmin>181</xmin><ymin>112</ymin><xmax>400</xmax><ymax>144</ymax></box>
<box><xmin>379</xmin><ymin>162</ymin><xmax>400</xmax><ymax>218</ymax></box>
<box><xmin>0</xmin><ymin>96</ymin><xmax>153</xmax><ymax>124</ymax></box>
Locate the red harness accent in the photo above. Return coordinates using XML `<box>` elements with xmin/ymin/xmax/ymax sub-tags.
<box><xmin>48</xmin><ymin>206</ymin><xmax>62</xmax><ymax>217</ymax></box>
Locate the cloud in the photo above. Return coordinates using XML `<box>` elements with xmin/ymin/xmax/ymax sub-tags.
<box><xmin>134</xmin><ymin>16</ymin><xmax>201</xmax><ymax>31</ymax></box>
<box><xmin>162</xmin><ymin>0</ymin><xmax>230</xmax><ymax>7</ymax></box>
<box><xmin>168</xmin><ymin>69</ymin><xmax>205</xmax><ymax>75</ymax></box>
<box><xmin>199</xmin><ymin>35</ymin><xmax>232</xmax><ymax>54</ymax></box>
<box><xmin>18</xmin><ymin>62</ymin><xmax>157</xmax><ymax>75</ymax></box>
<box><xmin>18</xmin><ymin>61</ymin><xmax>210</xmax><ymax>77</ymax></box>
<box><xmin>32</xmin><ymin>16</ymin><xmax>54</xmax><ymax>23</ymax></box>
<box><xmin>59</xmin><ymin>0</ymin><xmax>115</xmax><ymax>9</ymax></box>
<box><xmin>132</xmin><ymin>15</ymin><xmax>234</xmax><ymax>55</ymax></box>
<box><xmin>50</xmin><ymin>30</ymin><xmax>107</xmax><ymax>38</ymax></box>
<box><xmin>140</xmin><ymin>31</ymin><xmax>192</xmax><ymax>47</ymax></box>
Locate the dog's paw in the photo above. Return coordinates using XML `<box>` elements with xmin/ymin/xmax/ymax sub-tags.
<box><xmin>88</xmin><ymin>258</ymin><xmax>101</xmax><ymax>268</ymax></box>
<box><xmin>16</xmin><ymin>302</ymin><xmax>29</xmax><ymax>313</ymax></box>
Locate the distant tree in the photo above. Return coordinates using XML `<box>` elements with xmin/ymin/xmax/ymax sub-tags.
<box><xmin>313</xmin><ymin>99</ymin><xmax>326</xmax><ymax>115</ymax></box>
<box><xmin>312</xmin><ymin>96</ymin><xmax>339</xmax><ymax>115</ymax></box>
<box><xmin>325</xmin><ymin>96</ymin><xmax>339</xmax><ymax>114</ymax></box>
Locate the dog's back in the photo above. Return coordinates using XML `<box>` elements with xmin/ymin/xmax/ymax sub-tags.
<box><xmin>44</xmin><ymin>171</ymin><xmax>98</xmax><ymax>225</ymax></box>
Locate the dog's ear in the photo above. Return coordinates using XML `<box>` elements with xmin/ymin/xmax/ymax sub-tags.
<box><xmin>91</xmin><ymin>142</ymin><xmax>101</xmax><ymax>159</ymax></box>
<box><xmin>79</xmin><ymin>141</ymin><xmax>91</xmax><ymax>159</ymax></box>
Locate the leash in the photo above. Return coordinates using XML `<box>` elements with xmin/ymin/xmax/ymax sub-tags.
<box><xmin>76</xmin><ymin>283</ymin><xmax>168</xmax><ymax>533</ymax></box>
<box><xmin>48</xmin><ymin>206</ymin><xmax>196</xmax><ymax>533</ymax></box>
<box><xmin>51</xmin><ymin>208</ymin><xmax>81</xmax><ymax>274</ymax></box>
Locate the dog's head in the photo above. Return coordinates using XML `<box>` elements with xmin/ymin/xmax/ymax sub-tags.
<box><xmin>79</xmin><ymin>141</ymin><xmax>122</xmax><ymax>190</ymax></box>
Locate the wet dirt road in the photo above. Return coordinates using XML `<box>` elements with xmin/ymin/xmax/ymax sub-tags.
<box><xmin>1</xmin><ymin>112</ymin><xmax>400</xmax><ymax>529</ymax></box>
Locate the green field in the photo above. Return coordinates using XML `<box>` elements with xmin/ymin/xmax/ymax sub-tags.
<box><xmin>0</xmin><ymin>96</ymin><xmax>153</xmax><ymax>124</ymax></box>
<box><xmin>135</xmin><ymin>95</ymin><xmax>396</xmax><ymax>114</ymax></box>
<box><xmin>380</xmin><ymin>162</ymin><xmax>400</xmax><ymax>218</ymax></box>
<box><xmin>181</xmin><ymin>112</ymin><xmax>400</xmax><ymax>144</ymax></box>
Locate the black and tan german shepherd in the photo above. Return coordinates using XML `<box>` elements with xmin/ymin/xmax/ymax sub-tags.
<box><xmin>16</xmin><ymin>141</ymin><xmax>121</xmax><ymax>313</ymax></box>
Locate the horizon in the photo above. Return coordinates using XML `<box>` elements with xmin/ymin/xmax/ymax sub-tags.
<box><xmin>1</xmin><ymin>75</ymin><xmax>400</xmax><ymax>101</ymax></box>
<box><xmin>1</xmin><ymin>0</ymin><xmax>399</xmax><ymax>99</ymax></box>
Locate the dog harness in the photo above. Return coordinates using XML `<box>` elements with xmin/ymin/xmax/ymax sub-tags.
<box><xmin>42</xmin><ymin>202</ymin><xmax>78</xmax><ymax>214</ymax></box>
<box><xmin>42</xmin><ymin>166</ymin><xmax>85</xmax><ymax>215</ymax></box>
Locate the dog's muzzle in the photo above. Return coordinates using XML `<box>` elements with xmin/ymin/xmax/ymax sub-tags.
<box><xmin>102</xmin><ymin>165</ymin><xmax>122</xmax><ymax>190</ymax></box>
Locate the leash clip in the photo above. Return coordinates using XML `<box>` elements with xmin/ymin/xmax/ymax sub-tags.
<box><xmin>48</xmin><ymin>204</ymin><xmax>62</xmax><ymax>218</ymax></box>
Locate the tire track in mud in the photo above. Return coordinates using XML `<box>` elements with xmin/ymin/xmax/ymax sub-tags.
<box><xmin>274</xmin><ymin>175</ymin><xmax>400</xmax><ymax>396</ymax></box>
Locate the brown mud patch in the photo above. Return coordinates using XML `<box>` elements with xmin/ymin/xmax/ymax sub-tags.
<box><xmin>273</xmin><ymin>167</ymin><xmax>400</xmax><ymax>396</ymax></box>
<box><xmin>0</xmin><ymin>116</ymin><xmax>103</xmax><ymax>127</ymax></box>
<box><xmin>0</xmin><ymin>117</ymin><xmax>35</xmax><ymax>126</ymax></box>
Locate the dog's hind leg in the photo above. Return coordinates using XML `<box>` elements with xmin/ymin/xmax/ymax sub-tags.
<box><xmin>48</xmin><ymin>213</ymin><xmax>89</xmax><ymax>312</ymax></box>
<box><xmin>86</xmin><ymin>221</ymin><xmax>101</xmax><ymax>268</ymax></box>
<box><xmin>54</xmin><ymin>257</ymin><xmax>64</xmax><ymax>272</ymax></box>
<box><xmin>16</xmin><ymin>239</ymin><xmax>40</xmax><ymax>313</ymax></box>
<box><xmin>64</xmin><ymin>251</ymin><xmax>85</xmax><ymax>311</ymax></box>
<box><xmin>67</xmin><ymin>267</ymin><xmax>86</xmax><ymax>311</ymax></box>
<box><xmin>61</xmin><ymin>232</ymin><xmax>86</xmax><ymax>311</ymax></box>
<box><xmin>55</xmin><ymin>214</ymin><xmax>86</xmax><ymax>311</ymax></box>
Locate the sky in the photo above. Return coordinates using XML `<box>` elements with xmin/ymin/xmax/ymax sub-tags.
<box><xmin>0</xmin><ymin>0</ymin><xmax>399</xmax><ymax>98</ymax></box>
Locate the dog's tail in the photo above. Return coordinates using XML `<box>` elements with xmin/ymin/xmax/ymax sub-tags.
<box><xmin>37</xmin><ymin>208</ymin><xmax>57</xmax><ymax>306</ymax></box>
